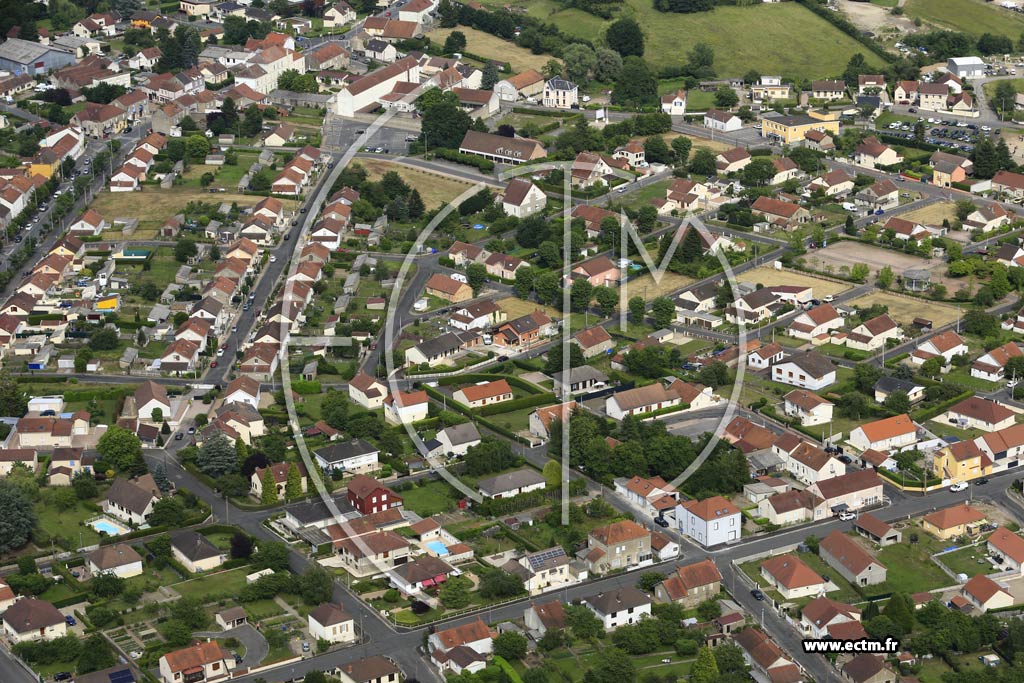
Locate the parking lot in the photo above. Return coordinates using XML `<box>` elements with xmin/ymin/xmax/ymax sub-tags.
<box><xmin>881</xmin><ymin>117</ymin><xmax>995</xmax><ymax>154</ymax></box>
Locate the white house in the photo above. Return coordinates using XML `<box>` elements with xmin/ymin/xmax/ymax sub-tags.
<box><xmin>159</xmin><ymin>642</ymin><xmax>234</xmax><ymax>683</ymax></box>
<box><xmin>434</xmin><ymin>422</ymin><xmax>482</xmax><ymax>457</ymax></box>
<box><xmin>848</xmin><ymin>414</ymin><xmax>917</xmax><ymax>452</ymax></box>
<box><xmin>501</xmin><ymin>178</ymin><xmax>547</xmax><ymax>218</ymax></box>
<box><xmin>660</xmin><ymin>89</ymin><xmax>687</xmax><ymax>116</ymax></box>
<box><xmin>760</xmin><ymin>554</ymin><xmax>827</xmax><ymax>600</ymax></box>
<box><xmin>582</xmin><ymin>587</ymin><xmax>652</xmax><ymax>630</ymax></box>
<box><xmin>771</xmin><ymin>352</ymin><xmax>836</xmax><ymax>391</ymax></box>
<box><xmin>87</xmin><ymin>544</ymin><xmax>143</xmax><ymax>579</ymax></box>
<box><xmin>783</xmin><ymin>390</ymin><xmax>834</xmax><ymax>427</ymax></box>
<box><xmin>677</xmin><ymin>496</ymin><xmax>742</xmax><ymax>546</ymax></box>
<box><xmin>704</xmin><ymin>109</ymin><xmax>742</xmax><ymax>132</ymax></box>
<box><xmin>383</xmin><ymin>390</ymin><xmax>430</xmax><ymax>426</ymax></box>
<box><xmin>910</xmin><ymin>330</ymin><xmax>968</xmax><ymax>367</ymax></box>
<box><xmin>348</xmin><ymin>372</ymin><xmax>388</xmax><ymax>409</ymax></box>
<box><xmin>308</xmin><ymin>603</ymin><xmax>356</xmax><ymax>643</ymax></box>
<box><xmin>2</xmin><ymin>599</ymin><xmax>67</xmax><ymax>643</ymax></box>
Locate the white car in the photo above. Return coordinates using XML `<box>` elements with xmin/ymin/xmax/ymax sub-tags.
<box><xmin>838</xmin><ymin>511</ymin><xmax>856</xmax><ymax>521</ymax></box>
<box><xmin>217</xmin><ymin>348</ymin><xmax>224</xmax><ymax>357</ymax></box>
<box><xmin>270</xmin><ymin>255</ymin><xmax>277</xmax><ymax>263</ymax></box>
<box><xmin>823</xmin><ymin>294</ymin><xmax>834</xmax><ymax>303</ymax></box>
<box><xmin>950</xmin><ymin>482</ymin><xmax>969</xmax><ymax>492</ymax></box>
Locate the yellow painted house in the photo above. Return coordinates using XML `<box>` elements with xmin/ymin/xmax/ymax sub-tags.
<box><xmin>932</xmin><ymin>440</ymin><xmax>993</xmax><ymax>484</ymax></box>
<box><xmin>29</xmin><ymin>150</ymin><xmax>60</xmax><ymax>180</ymax></box>
<box><xmin>759</xmin><ymin>111</ymin><xmax>840</xmax><ymax>145</ymax></box>
<box><xmin>94</xmin><ymin>294</ymin><xmax>120</xmax><ymax>313</ymax></box>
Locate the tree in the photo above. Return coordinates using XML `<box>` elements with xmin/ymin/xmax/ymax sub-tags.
<box><xmin>241</xmin><ymin>105</ymin><xmax>264</xmax><ymax>137</ymax></box>
<box><xmin>563</xmin><ymin>44</ymin><xmax>597</xmax><ymax>85</ymax></box>
<box><xmin>72</xmin><ymin>472</ymin><xmax>97</xmax><ymax>500</ymax></box>
<box><xmin>298</xmin><ymin>565</ymin><xmax>333</xmax><ymax>605</ymax></box>
<box><xmin>439</xmin><ymin>574</ymin><xmax>472</xmax><ymax>608</ymax></box>
<box><xmin>671</xmin><ymin>137</ymin><xmax>692</xmax><ymax>168</ymax></box>
<box><xmin>285</xmin><ymin>463</ymin><xmax>303</xmax><ymax>500</ymax></box>
<box><xmin>877</xmin><ymin>265</ymin><xmax>894</xmax><ymax>289</ymax></box>
<box><xmin>91</xmin><ymin>573</ymin><xmax>125</xmax><ymax>599</ymax></box>
<box><xmin>464</xmin><ymin>438</ymin><xmax>518</xmax><ymax>476</ymax></box>
<box><xmin>691</xmin><ymin>646</ymin><xmax>720</xmax><ymax>683</ymax></box>
<box><xmin>978</xmin><ymin>32</ymin><xmax>1013</xmax><ymax>55</ymax></box>
<box><xmin>688</xmin><ymin>148</ymin><xmax>717</xmax><ymax>176</ymax></box>
<box><xmin>443</xmin><ymin>30</ymin><xmax>466</xmax><ymax>54</ymax></box>
<box><xmin>543</xmin><ymin>461</ymin><xmax>561</xmax><ymax>487</ymax></box>
<box><xmin>175</xmin><ymin>239</ymin><xmax>198</xmax><ymax>263</ymax></box>
<box><xmin>594</xmin><ymin>48</ymin><xmax>623</xmax><ymax>82</ymax></box>
<box><xmin>741</xmin><ymin>157</ymin><xmax>776</xmax><ymax>186</ymax></box>
<box><xmin>714</xmin><ymin>86</ymin><xmax>738</xmax><ymax>109</ymax></box>
<box><xmin>420</xmin><ymin>89</ymin><xmax>473</xmax><ymax>149</ymax></box>
<box><xmin>685</xmin><ymin>42</ymin><xmax>715</xmax><ymax>78</ymax></box>
<box><xmin>605</xmin><ymin>17</ymin><xmax>644</xmax><ymax>57</ymax></box>
<box><xmin>628</xmin><ymin>296</ymin><xmax>646</xmax><ymax>323</ymax></box>
<box><xmin>494</xmin><ymin>632</ymin><xmax>528</xmax><ymax>660</ymax></box>
<box><xmin>612</xmin><ymin>57</ymin><xmax>657</xmax><ymax>108</ymax></box>
<box><xmin>230</xmin><ymin>531</ymin><xmax>254</xmax><ymax>559</ymax></box>
<box><xmin>565</xmin><ymin>604</ymin><xmax>605</xmax><ymax>639</ymax></box>
<box><xmin>77</xmin><ymin>634</ymin><xmax>116</xmax><ymax>674</ymax></box>
<box><xmin>74</xmin><ymin>348</ymin><xmax>93</xmax><ymax>373</ymax></box>
<box><xmin>594</xmin><ymin>286</ymin><xmax>618</xmax><ymax>317</ymax></box>
<box><xmin>197</xmin><ymin>432</ymin><xmax>238</xmax><ymax>477</ymax></box>
<box><xmin>920</xmin><ymin>356</ymin><xmax>943</xmax><ymax>378</ymax></box>
<box><xmin>407</xmin><ymin>188</ymin><xmax>425</xmax><ymax>219</ymax></box>
<box><xmin>97</xmin><ymin>426</ymin><xmax>143</xmax><ymax>472</ymax></box>
<box><xmin>544</xmin><ymin>343</ymin><xmax>585</xmax><ymax>375</ymax></box>
<box><xmin>252</xmin><ymin>540</ymin><xmax>291</xmax><ymax>572</ymax></box>
<box><xmin>543</xmin><ymin>59</ymin><xmax>563</xmax><ymax>80</ymax></box>
<box><xmin>89</xmin><ymin>327</ymin><xmax>119</xmax><ymax>351</ymax></box>
<box><xmin>651</xmin><ymin>297</ymin><xmax>675</xmax><ymax>329</ymax></box>
<box><xmin>883</xmin><ymin>390</ymin><xmax>910</xmax><ymax>414</ymax></box>
<box><xmin>260</xmin><ymin>467</ymin><xmax>278</xmax><ymax>504</ymax></box>
<box><xmin>0</xmin><ymin>482</ymin><xmax>34</xmax><ymax>553</ymax></box>
<box><xmin>583</xmin><ymin>647</ymin><xmax>636</xmax><ymax>683</ymax></box>
<box><xmin>696</xmin><ymin>598</ymin><xmax>721</xmax><ymax>621</ymax></box>
<box><xmin>466</xmin><ymin>262</ymin><xmax>487</xmax><ymax>294</ymax></box>
<box><xmin>437</xmin><ymin>0</ymin><xmax>459</xmax><ymax>26</ymax></box>
<box><xmin>481</xmin><ymin>62</ymin><xmax>500</xmax><ymax>90</ymax></box>
<box><xmin>643</xmin><ymin>136</ymin><xmax>671</xmax><ymax>165</ymax></box>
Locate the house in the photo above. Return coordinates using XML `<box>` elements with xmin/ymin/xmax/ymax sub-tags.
<box><xmin>760</xmin><ymin>554</ymin><xmax>827</xmax><ymax>599</ymax></box>
<box><xmin>87</xmin><ymin>544</ymin><xmax>144</xmax><ymax>579</ymax></box>
<box><xmin>434</xmin><ymin>423</ymin><xmax>482</xmax><ymax>457</ymax></box>
<box><xmin>770</xmin><ymin>157</ymin><xmax>801</xmax><ymax>185</ymax></box>
<box><xmin>542</xmin><ymin>78</ymin><xmax>578</xmax><ymax>109</ymax></box>
<box><xmin>748</xmin><ymin>342</ymin><xmax>785</xmax><ymax>370</ymax></box>
<box><xmin>704</xmin><ymin>109</ymin><xmax>742</xmax><ymax>132</ymax></box>
<box><xmin>501</xmin><ymin>178</ymin><xmax>546</xmax><ymax>218</ymax></box>
<box><xmin>494</xmin><ymin>69</ymin><xmax>545</xmax><ymax>102</ymax></box>
<box><xmin>449</xmin><ymin>300</ymin><xmax>505</xmax><ymax>331</ymax></box>
<box><xmin>324</xmin><ymin>2</ymin><xmax>356</xmax><ymax>27</ymax></box>
<box><xmin>383</xmin><ymin>390</ymin><xmax>430</xmax><ymax>426</ymax></box>
<box><xmin>0</xmin><ymin>449</ymin><xmax>37</xmax><ymax>477</ymax></box>
<box><xmin>770</xmin><ymin>351</ymin><xmax>836</xmax><ymax>391</ymax></box>
<box><xmin>732</xmin><ymin>628</ymin><xmax>801</xmax><ymax>683</ymax></box>
<box><xmin>251</xmin><ymin>461</ymin><xmax>308</xmax><ymax>501</ymax></box>
<box><xmin>530</xmin><ymin>401</ymin><xmax>576</xmax><ymax>441</ymax></box>
<box><xmin>348</xmin><ymin>372</ymin><xmax>388</xmax><ymax>410</ymax></box>
<box><xmin>873</xmin><ymin>376</ymin><xmax>925</xmax><ymax>405</ymax></box>
<box><xmin>484</xmin><ymin>253</ymin><xmax>526</xmax><ymax>280</ymax></box>
<box><xmin>222</xmin><ymin>376</ymin><xmax>260</xmax><ymax>409</ymax></box>
<box><xmin>459</xmin><ymin>130</ymin><xmax>546</xmax><ymax>165</ymax></box>
<box><xmin>783</xmin><ymin>390</ymin><xmax>834</xmax><ymax>427</ymax></box>
<box><xmin>677</xmin><ymin>496</ymin><xmax>742</xmax><ymax>546</ymax></box>
<box><xmin>336</xmin><ymin>656</ymin><xmax>402</xmax><ymax>683</ymax></box>
<box><xmin>750</xmin><ymin>196</ymin><xmax>810</xmax><ymax>228</ymax></box>
<box><xmin>942</xmin><ymin>396</ymin><xmax>1015</xmax><ymax>432</ymax></box>
<box><xmin>930</xmin><ymin>150</ymin><xmax>972</xmax><ymax>187</ymax></box>
<box><xmin>808</xmin><ymin>469</ymin><xmax>884</xmax><ymax>513</ymax></box>
<box><xmin>571</xmin><ymin>255</ymin><xmax>621</xmax><ymax>287</ymax></box>
<box><xmin>69</xmin><ymin>209</ymin><xmax>106</xmax><ymax>237</ymax></box>
<box><xmin>454</xmin><ymin>379</ymin><xmax>513</xmax><ymax>408</ymax></box>
<box><xmin>853</xmin><ymin>513</ymin><xmax>901</xmax><ymax>546</ymax></box>
<box><xmin>962</xmin><ymin>574</ymin><xmax>1013</xmax><ymax>613</ymax></box>
<box><xmin>922</xmin><ymin>503</ymin><xmax>987</xmax><ymax>540</ymax></box>
<box><xmin>724</xmin><ymin>416</ymin><xmax>776</xmax><ymax>454</ymax></box>
<box><xmin>585</xmin><ymin>520</ymin><xmax>652</xmax><ymax>574</ymax></box>
<box><xmin>809</xmin><ymin>169</ymin><xmax>855</xmax><ymax>197</ymax></box>
<box><xmin>803</xmin><ymin>128</ymin><xmax>835</xmax><ymax>151</ymax></box>
<box><xmin>524</xmin><ymin>600</ymin><xmax>566</xmax><ymax>636</ymax></box>
<box><xmin>405</xmin><ymin>330</ymin><xmax>481</xmax><ymax>367</ymax></box>
<box><xmin>854</xmin><ymin>137</ymin><xmax>903</xmax><ymax>169</ymax></box>
<box><xmin>800</xmin><ymin>596</ymin><xmax>862</xmax><ymax>640</ymax></box>
<box><xmin>477</xmin><ymin>468</ymin><xmax>545</xmax><ymax>499</ymax></box>
<box><xmin>932</xmin><ymin>440</ymin><xmax>993</xmax><ymax>484</ymax></box>
<box><xmin>654</xmin><ymin>558</ymin><xmax>722</xmax><ymax>607</ymax></box>
<box><xmin>758</xmin><ymin>489</ymin><xmax>827</xmax><ymax>526</ymax></box>
<box><xmin>425</xmin><ymin>273</ymin><xmax>472</xmax><ymax>303</ymax></box>
<box><xmin>614</xmin><ymin>475</ymin><xmax>679</xmax><ymax>518</ymax></box>
<box><xmin>570</xmin><ymin>152</ymin><xmax>616</xmax><ymax>189</ymax></box>
<box><xmin>842</xmin><ymin>655</ymin><xmax>898</xmax><ymax>683</ymax></box>
<box><xmin>759</xmin><ymin>112</ymin><xmax>840</xmax><ymax>144</ymax></box>
<box><xmin>158</xmin><ymin>641</ymin><xmax>233</xmax><ymax>683</ymax></box>
<box><xmin>170</xmin><ymin>529</ymin><xmax>226</xmax><ymax>572</ymax></box>
<box><xmin>972</xmin><ymin>341</ymin><xmax>1023</xmax><ymax>382</ymax></box>
<box><xmin>428</xmin><ymin>618</ymin><xmax>493</xmax><ymax>673</ymax></box>
<box><xmin>846</xmin><ymin>314</ymin><xmax>901</xmax><ymax>352</ymax></box>
<box><xmin>582</xmin><ymin>587</ymin><xmax>652</xmax><ymax>630</ymax></box>
<box><xmin>855</xmin><ymin>179</ymin><xmax>900</xmax><ymax>212</ymax></box>
<box><xmin>573</xmin><ymin>326</ymin><xmax>614</xmax><ymax>358</ymax></box>
<box><xmin>819</xmin><ymin>530</ymin><xmax>887</xmax><ymax>586</ymax></box>
<box><xmin>315</xmin><ymin>439</ymin><xmax>380</xmax><ymax>474</ymax></box>
<box><xmin>503</xmin><ymin>546</ymin><xmax>582</xmax><ymax>595</ymax></box>
<box><xmin>605</xmin><ymin>383</ymin><xmax>681</xmax><ymax>420</ymax></box>
<box><xmin>964</xmin><ymin>203</ymin><xmax>1012</xmax><ymax>233</ymax></box>
<box><xmin>993</xmin><ymin>170</ymin><xmax>1024</xmax><ymax>200</ymax></box>
<box><xmin>308</xmin><ymin>603</ymin><xmax>356</xmax><ymax>644</ymax></box>
<box><xmin>660</xmin><ymin>89</ymin><xmax>687</xmax><ymax>115</ymax></box>
<box><xmin>782</xmin><ymin>441</ymin><xmax>844</xmax><ymax>486</ymax></box>
<box><xmin>347</xmin><ymin>475</ymin><xmax>402</xmax><ymax>515</ymax></box>
<box><xmin>716</xmin><ymin>147</ymin><xmax>752</xmax><ymax>174</ymax></box>
<box><xmin>751</xmin><ymin>76</ymin><xmax>791</xmax><ymax>103</ymax></box>
<box><xmin>103</xmin><ymin>474</ymin><xmax>161</xmax><ymax>526</ymax></box>
<box><xmin>2</xmin><ymin>598</ymin><xmax>66</xmax><ymax>643</ymax></box>
<box><xmin>811</xmin><ymin>79</ymin><xmax>846</xmax><ymax>100</ymax></box>
<box><xmin>910</xmin><ymin>330</ymin><xmax>968</xmax><ymax>366</ymax></box>
<box><xmin>988</xmin><ymin>528</ymin><xmax>1024</xmax><ymax>576</ymax></box>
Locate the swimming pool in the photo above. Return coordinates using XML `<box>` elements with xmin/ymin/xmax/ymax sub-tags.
<box><xmin>425</xmin><ymin>540</ymin><xmax>449</xmax><ymax>556</ymax></box>
<box><xmin>88</xmin><ymin>518</ymin><xmax>130</xmax><ymax>536</ymax></box>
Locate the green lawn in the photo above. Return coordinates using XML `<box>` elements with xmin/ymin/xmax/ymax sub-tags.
<box><xmin>937</xmin><ymin>543</ymin><xmax>999</xmax><ymax>577</ymax></box>
<box><xmin>945</xmin><ymin>365</ymin><xmax>1001</xmax><ymax>391</ymax></box>
<box><xmin>399</xmin><ymin>480</ymin><xmax>459</xmax><ymax>516</ymax></box>
<box><xmin>906</xmin><ymin>0</ymin><xmax>1024</xmax><ymax>37</ymax></box>
<box><xmin>619</xmin><ymin>179</ymin><xmax>671</xmax><ymax>210</ymax></box>
<box><xmin>35</xmin><ymin>500</ymin><xmax>103</xmax><ymax>549</ymax></box>
<box><xmin>876</xmin><ymin>540</ymin><xmax>955</xmax><ymax>594</ymax></box>
<box><xmin>173</xmin><ymin>567</ymin><xmax>249</xmax><ymax>600</ymax></box>
<box><xmin>539</xmin><ymin>1</ymin><xmax>886</xmax><ymax>77</ymax></box>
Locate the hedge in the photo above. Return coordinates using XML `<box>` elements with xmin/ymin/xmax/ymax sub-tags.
<box><xmin>422</xmin><ymin>385</ymin><xmax>529</xmax><ymax>444</ymax></box>
<box><xmin>429</xmin><ymin>147</ymin><xmax>494</xmax><ymax>172</ymax></box>
<box><xmin>910</xmin><ymin>389</ymin><xmax>973</xmax><ymax>422</ymax></box>
<box><xmin>877</xmin><ymin>466</ymin><xmax>941</xmax><ymax>488</ymax></box>
<box><xmin>51</xmin><ymin>593</ymin><xmax>89</xmax><ymax>609</ymax></box>
<box><xmin>511</xmin><ymin>107</ymin><xmax>576</xmax><ymax>118</ymax></box>
<box><xmin>494</xmin><ymin>656</ymin><xmax>524</xmax><ymax>683</ymax></box>
<box><xmin>436</xmin><ymin>373</ymin><xmax>545</xmax><ymax>394</ymax></box>
<box><xmin>477</xmin><ymin>392</ymin><xmax>556</xmax><ymax>416</ymax></box>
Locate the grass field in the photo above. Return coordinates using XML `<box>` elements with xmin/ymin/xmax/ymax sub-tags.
<box><xmin>668</xmin><ymin>133</ymin><xmax>735</xmax><ymax>154</ymax></box>
<box><xmin>902</xmin><ymin>202</ymin><xmax>959</xmax><ymax>225</ymax></box>
<box><xmin>742</xmin><ymin>266</ymin><xmax>851</xmax><ymax>297</ymax></box>
<box><xmin>906</xmin><ymin>0</ymin><xmax>1024</xmax><ymax>37</ymax></box>
<box><xmin>534</xmin><ymin>1</ymin><xmax>887</xmax><ymax>77</ymax></box>
<box><xmin>397</xmin><ymin>480</ymin><xmax>458</xmax><ymax>515</ymax></box>
<box><xmin>173</xmin><ymin>567</ymin><xmax>249</xmax><ymax>600</ymax></box>
<box><xmin>846</xmin><ymin>291</ymin><xmax>960</xmax><ymax>327</ymax></box>
<box><xmin>358</xmin><ymin>159</ymin><xmax>474</xmax><ymax>209</ymax></box>
<box><xmin>875</xmin><ymin>541</ymin><xmax>955</xmax><ymax>594</ymax></box>
<box><xmin>625</xmin><ymin>271</ymin><xmax>695</xmax><ymax>300</ymax></box>
<box><xmin>496</xmin><ymin>296</ymin><xmax>564</xmax><ymax>321</ymax></box>
<box><xmin>427</xmin><ymin>26</ymin><xmax>556</xmax><ymax>73</ymax></box>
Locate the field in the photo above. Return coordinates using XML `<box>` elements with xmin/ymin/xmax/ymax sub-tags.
<box><xmin>531</xmin><ymin>1</ymin><xmax>887</xmax><ymax>77</ymax></box>
<box><xmin>810</xmin><ymin>241</ymin><xmax>959</xmax><ymax>287</ymax></box>
<box><xmin>905</xmin><ymin>0</ymin><xmax>1024</xmax><ymax>37</ymax></box>
<box><xmin>496</xmin><ymin>296</ymin><xmax>564</xmax><ymax>321</ymax></box>
<box><xmin>847</xmin><ymin>291</ymin><xmax>961</xmax><ymax>327</ymax></box>
<box><xmin>668</xmin><ymin>133</ymin><xmax>735</xmax><ymax>154</ymax></box>
<box><xmin>901</xmin><ymin>202</ymin><xmax>959</xmax><ymax>225</ymax></box>
<box><xmin>358</xmin><ymin>159</ymin><xmax>474</xmax><ymax>209</ymax></box>
<box><xmin>399</xmin><ymin>480</ymin><xmax>458</xmax><ymax>515</ymax></box>
<box><xmin>625</xmin><ymin>271</ymin><xmax>695</xmax><ymax>300</ymax></box>
<box><xmin>427</xmin><ymin>26</ymin><xmax>556</xmax><ymax>73</ymax></box>
<box><xmin>741</xmin><ymin>266</ymin><xmax>851</xmax><ymax>298</ymax></box>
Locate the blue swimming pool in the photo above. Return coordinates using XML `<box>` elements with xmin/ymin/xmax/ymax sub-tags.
<box><xmin>89</xmin><ymin>518</ymin><xmax>129</xmax><ymax>536</ymax></box>
<box><xmin>426</xmin><ymin>540</ymin><xmax>449</xmax><ymax>556</ymax></box>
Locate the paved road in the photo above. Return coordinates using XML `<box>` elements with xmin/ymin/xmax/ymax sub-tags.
<box><xmin>195</xmin><ymin>624</ymin><xmax>268</xmax><ymax>669</ymax></box>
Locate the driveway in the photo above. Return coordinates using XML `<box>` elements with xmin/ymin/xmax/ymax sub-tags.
<box><xmin>194</xmin><ymin>625</ymin><xmax>268</xmax><ymax>669</ymax></box>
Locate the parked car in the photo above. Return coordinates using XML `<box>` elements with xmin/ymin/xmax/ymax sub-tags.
<box><xmin>654</xmin><ymin>516</ymin><xmax>669</xmax><ymax>528</ymax></box>
<box><xmin>950</xmin><ymin>481</ymin><xmax>969</xmax><ymax>492</ymax></box>
<box><xmin>838</xmin><ymin>511</ymin><xmax>856</xmax><ymax>521</ymax></box>
<box><xmin>175</xmin><ymin>432</ymin><xmax>184</xmax><ymax>441</ymax></box>
<box><xmin>65</xmin><ymin>615</ymin><xmax>76</xmax><ymax>626</ymax></box>
<box><xmin>751</xmin><ymin>589</ymin><xmax>766</xmax><ymax>601</ymax></box>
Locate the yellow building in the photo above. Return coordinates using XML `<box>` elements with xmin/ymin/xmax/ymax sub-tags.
<box><xmin>922</xmin><ymin>503</ymin><xmax>986</xmax><ymax>540</ymax></box>
<box><xmin>94</xmin><ymin>294</ymin><xmax>120</xmax><ymax>313</ymax></box>
<box><xmin>29</xmin><ymin>150</ymin><xmax>59</xmax><ymax>180</ymax></box>
<box><xmin>759</xmin><ymin>113</ymin><xmax>840</xmax><ymax>145</ymax></box>
<box><xmin>932</xmin><ymin>440</ymin><xmax>992</xmax><ymax>484</ymax></box>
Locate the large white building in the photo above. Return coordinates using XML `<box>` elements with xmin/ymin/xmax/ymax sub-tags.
<box><xmin>947</xmin><ymin>57</ymin><xmax>986</xmax><ymax>80</ymax></box>
<box><xmin>677</xmin><ymin>496</ymin><xmax>742</xmax><ymax>546</ymax></box>
<box><xmin>335</xmin><ymin>57</ymin><xmax>420</xmax><ymax>117</ymax></box>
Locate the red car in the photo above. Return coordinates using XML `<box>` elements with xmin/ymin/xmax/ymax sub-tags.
<box><xmin>210</xmin><ymin>361</ymin><xmax>217</xmax><ymax>368</ymax></box>
<box><xmin>220</xmin><ymin>343</ymin><xmax>228</xmax><ymax>349</ymax></box>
